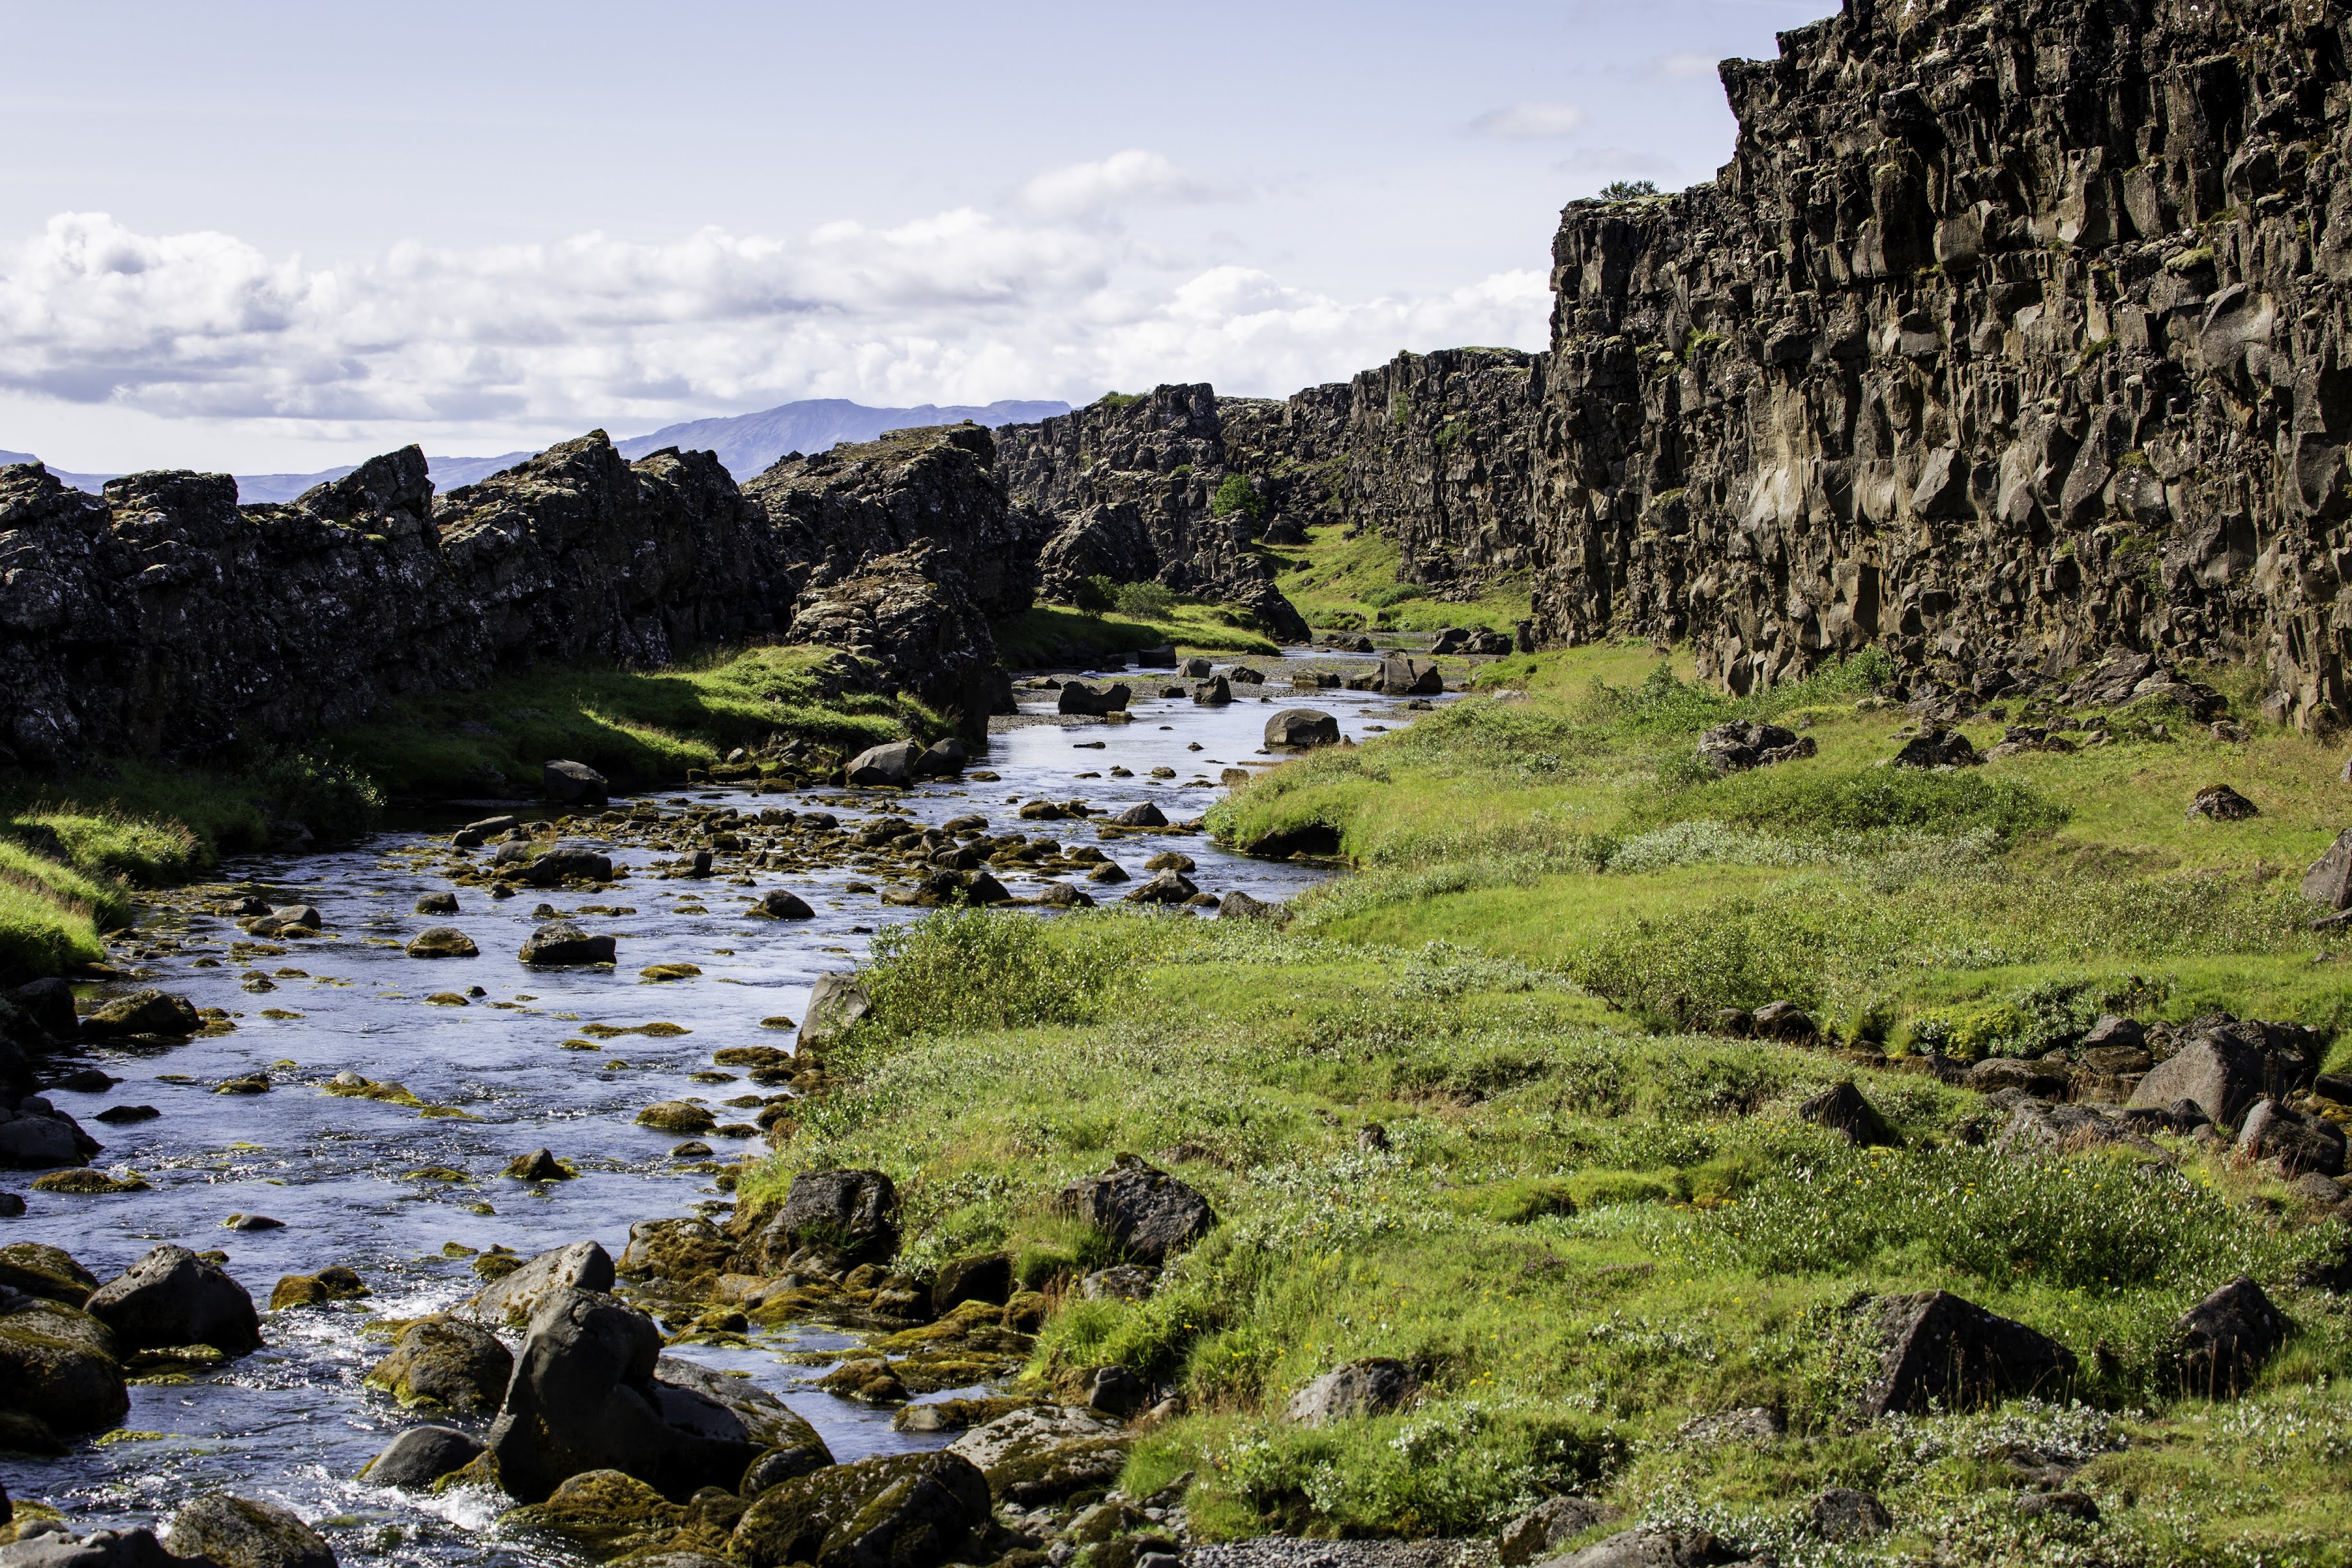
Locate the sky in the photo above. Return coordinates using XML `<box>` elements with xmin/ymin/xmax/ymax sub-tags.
<box><xmin>0</xmin><ymin>0</ymin><xmax>1830</xmax><ymax>473</ymax></box>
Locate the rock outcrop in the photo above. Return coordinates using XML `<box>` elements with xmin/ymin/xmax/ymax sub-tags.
<box><xmin>1525</xmin><ymin>0</ymin><xmax>2352</xmax><ymax>725</ymax></box>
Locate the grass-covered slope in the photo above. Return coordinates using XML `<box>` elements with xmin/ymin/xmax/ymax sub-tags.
<box><xmin>1267</xmin><ymin>522</ymin><xmax>1531</xmax><ymax>635</ymax></box>
<box><xmin>993</xmin><ymin>603</ymin><xmax>1283</xmax><ymax>666</ymax></box>
<box><xmin>756</xmin><ymin>903</ymin><xmax>2352</xmax><ymax>1566</ymax></box>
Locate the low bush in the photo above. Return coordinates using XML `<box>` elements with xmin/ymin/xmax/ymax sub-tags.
<box><xmin>850</xmin><ymin>907</ymin><xmax>1179</xmax><ymax>1044</ymax></box>
<box><xmin>1113</xmin><ymin>581</ymin><xmax>1178</xmax><ymax>620</ymax></box>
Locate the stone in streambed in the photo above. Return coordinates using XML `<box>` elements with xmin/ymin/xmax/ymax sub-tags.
<box><xmin>366</xmin><ymin>1315</ymin><xmax>513</xmax><ymax>1412</ymax></box>
<box><xmin>520</xmin><ymin>921</ymin><xmax>616</xmax><ymax>967</ymax></box>
<box><xmin>163</xmin><ymin>1493</ymin><xmax>336</xmax><ymax>1568</ymax></box>
<box><xmin>728</xmin><ymin>1450</ymin><xmax>989</xmax><ymax>1568</ymax></box>
<box><xmin>269</xmin><ymin>1267</ymin><xmax>367</xmax><ymax>1309</ymax></box>
<box><xmin>1264</xmin><ymin>708</ymin><xmax>1340</xmax><ymax>749</ymax></box>
<box><xmin>544</xmin><ymin>759</ymin><xmax>610</xmax><ymax>806</ymax></box>
<box><xmin>0</xmin><ymin>1288</ymin><xmax>130</xmax><ymax>1437</ymax></box>
<box><xmin>85</xmin><ymin>1245</ymin><xmax>262</xmax><ymax>1357</ymax></box>
<box><xmin>76</xmin><ymin>989</ymin><xmax>201</xmax><ymax>1041</ymax></box>
<box><xmin>414</xmin><ymin>891</ymin><xmax>459</xmax><ymax>916</ymax></box>
<box><xmin>360</xmin><ymin>1424</ymin><xmax>484</xmax><ymax>1490</ymax></box>
<box><xmin>405</xmin><ymin>927</ymin><xmax>479</xmax><ymax>959</ymax></box>
<box><xmin>0</xmin><ymin>1244</ymin><xmax>98</xmax><ymax>1307</ymax></box>
<box><xmin>506</xmin><ymin>1148</ymin><xmax>577</xmax><ymax>1181</ymax></box>
<box><xmin>464</xmin><ymin>1239</ymin><xmax>615</xmax><ymax>1326</ymax></box>
<box><xmin>637</xmin><ymin>1102</ymin><xmax>717</xmax><ymax>1136</ymax></box>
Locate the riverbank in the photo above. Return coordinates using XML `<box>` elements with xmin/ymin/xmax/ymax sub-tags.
<box><xmin>737</xmin><ymin>640</ymin><xmax>2352</xmax><ymax>1566</ymax></box>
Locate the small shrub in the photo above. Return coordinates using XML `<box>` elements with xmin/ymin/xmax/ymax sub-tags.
<box><xmin>1601</xmin><ymin>179</ymin><xmax>1661</xmax><ymax>200</ymax></box>
<box><xmin>1072</xmin><ymin>575</ymin><xmax>1117</xmax><ymax>614</ymax></box>
<box><xmin>1361</xmin><ymin>583</ymin><xmax>1429</xmax><ymax>610</ymax></box>
<box><xmin>249</xmin><ymin>748</ymin><xmax>385</xmax><ymax>842</ymax></box>
<box><xmin>1210</xmin><ymin>473</ymin><xmax>1268</xmax><ymax>521</ymax></box>
<box><xmin>1113</xmin><ymin>581</ymin><xmax>1177</xmax><ymax>620</ymax></box>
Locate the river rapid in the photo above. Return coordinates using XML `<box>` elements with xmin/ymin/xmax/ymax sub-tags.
<box><xmin>6</xmin><ymin>650</ymin><xmax>1447</xmax><ymax>1566</ymax></box>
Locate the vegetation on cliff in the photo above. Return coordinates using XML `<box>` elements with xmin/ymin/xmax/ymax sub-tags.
<box><xmin>1270</xmin><ymin>522</ymin><xmax>1529</xmax><ymax>637</ymax></box>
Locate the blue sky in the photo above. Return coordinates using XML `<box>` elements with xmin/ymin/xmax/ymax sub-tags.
<box><xmin>0</xmin><ymin>0</ymin><xmax>1828</xmax><ymax>471</ymax></box>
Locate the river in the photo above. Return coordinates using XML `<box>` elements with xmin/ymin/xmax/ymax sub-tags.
<box><xmin>6</xmin><ymin>649</ymin><xmax>1446</xmax><ymax>1565</ymax></box>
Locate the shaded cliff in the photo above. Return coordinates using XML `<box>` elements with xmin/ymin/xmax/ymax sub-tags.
<box><xmin>0</xmin><ymin>424</ymin><xmax>1022</xmax><ymax>766</ymax></box>
<box><xmin>1531</xmin><ymin>0</ymin><xmax>2352</xmax><ymax>725</ymax></box>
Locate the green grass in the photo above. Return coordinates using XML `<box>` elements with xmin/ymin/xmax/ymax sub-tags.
<box><xmin>331</xmin><ymin>645</ymin><xmax>918</xmax><ymax>798</ymax></box>
<box><xmin>753</xmin><ymin>909</ymin><xmax>2352</xmax><ymax>1562</ymax></box>
<box><xmin>1268</xmin><ymin>522</ymin><xmax>1531</xmax><ymax>634</ymax></box>
<box><xmin>993</xmin><ymin>604</ymin><xmax>1282</xmax><ymax>666</ymax></box>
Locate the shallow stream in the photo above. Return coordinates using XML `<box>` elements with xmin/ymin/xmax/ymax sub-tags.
<box><xmin>6</xmin><ymin>650</ymin><xmax>1446</xmax><ymax>1565</ymax></box>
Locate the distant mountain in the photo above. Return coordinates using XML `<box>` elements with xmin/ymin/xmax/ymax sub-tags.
<box><xmin>2</xmin><ymin>397</ymin><xmax>1069</xmax><ymax>506</ymax></box>
<box><xmin>612</xmin><ymin>398</ymin><xmax>1071</xmax><ymax>479</ymax></box>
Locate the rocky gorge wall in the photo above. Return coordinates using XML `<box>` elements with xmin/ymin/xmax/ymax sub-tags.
<box><xmin>0</xmin><ymin>424</ymin><xmax>1029</xmax><ymax>766</ymax></box>
<box><xmin>1529</xmin><ymin>0</ymin><xmax>2352</xmax><ymax>725</ymax></box>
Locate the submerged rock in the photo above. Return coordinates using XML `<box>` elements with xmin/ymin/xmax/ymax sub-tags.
<box><xmin>360</xmin><ymin>1425</ymin><xmax>484</xmax><ymax>1491</ymax></box>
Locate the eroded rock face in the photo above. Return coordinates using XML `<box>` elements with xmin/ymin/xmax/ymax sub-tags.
<box><xmin>1524</xmin><ymin>2</ymin><xmax>2352</xmax><ymax>727</ymax></box>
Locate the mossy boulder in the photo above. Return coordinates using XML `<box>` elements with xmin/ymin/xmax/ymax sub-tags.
<box><xmin>0</xmin><ymin>1244</ymin><xmax>98</xmax><ymax>1307</ymax></box>
<box><xmin>269</xmin><ymin>1267</ymin><xmax>368</xmax><ymax>1310</ymax></box>
<box><xmin>729</xmin><ymin>1450</ymin><xmax>990</xmax><ymax>1568</ymax></box>
<box><xmin>636</xmin><ymin>1102</ymin><xmax>718</xmax><ymax>1136</ymax></box>
<box><xmin>0</xmin><ymin>1294</ymin><xmax>129</xmax><ymax>1436</ymax></box>
<box><xmin>365</xmin><ymin>1315</ymin><xmax>513</xmax><ymax>1413</ymax></box>
<box><xmin>406</xmin><ymin>927</ymin><xmax>480</xmax><ymax>959</ymax></box>
<box><xmin>945</xmin><ymin>1406</ymin><xmax>1130</xmax><ymax>1503</ymax></box>
<box><xmin>619</xmin><ymin>1217</ymin><xmax>735</xmax><ymax>1287</ymax></box>
<box><xmin>502</xmin><ymin>1469</ymin><xmax>683</xmax><ymax>1558</ymax></box>
<box><xmin>162</xmin><ymin>1493</ymin><xmax>335</xmax><ymax>1568</ymax></box>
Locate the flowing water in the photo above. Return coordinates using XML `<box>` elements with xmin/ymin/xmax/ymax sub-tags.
<box><xmin>6</xmin><ymin>651</ymin><xmax>1449</xmax><ymax>1565</ymax></box>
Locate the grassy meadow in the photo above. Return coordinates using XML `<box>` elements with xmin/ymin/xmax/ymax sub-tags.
<box><xmin>748</xmin><ymin>640</ymin><xmax>2352</xmax><ymax>1566</ymax></box>
<box><xmin>1268</xmin><ymin>522</ymin><xmax>1532</xmax><ymax>636</ymax></box>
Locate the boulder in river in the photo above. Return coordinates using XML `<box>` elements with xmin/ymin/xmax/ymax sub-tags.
<box><xmin>729</xmin><ymin>1449</ymin><xmax>991</xmax><ymax>1568</ymax></box>
<box><xmin>0</xmin><ymin>1286</ymin><xmax>130</xmax><ymax>1437</ymax></box>
<box><xmin>519</xmin><ymin>920</ymin><xmax>617</xmax><ymax>967</ymax></box>
<box><xmin>514</xmin><ymin>847</ymin><xmax>615</xmax><ymax>887</ymax></box>
<box><xmin>845</xmin><ymin>741</ymin><xmax>923</xmax><ymax>787</ymax></box>
<box><xmin>1109</xmin><ymin>801</ymin><xmax>1166</xmax><ymax>828</ymax></box>
<box><xmin>1376</xmin><ymin>655</ymin><xmax>1442</xmax><ymax>696</ymax></box>
<box><xmin>637</xmin><ymin>1102</ymin><xmax>717</xmax><ymax>1136</ymax></box>
<box><xmin>1052</xmin><ymin>1156</ymin><xmax>1214</xmax><ymax>1263</ymax></box>
<box><xmin>505</xmin><ymin>1148</ymin><xmax>577</xmax><ymax>1181</ymax></box>
<box><xmin>487</xmin><ymin>1286</ymin><xmax>812</xmax><ymax>1503</ymax></box>
<box><xmin>916</xmin><ymin>738</ymin><xmax>972</xmax><ymax>776</ymax></box>
<box><xmin>9</xmin><ymin>978</ymin><xmax>78</xmax><ymax>1040</ymax></box>
<box><xmin>944</xmin><ymin>1405</ymin><xmax>1128</xmax><ymax>1504</ymax></box>
<box><xmin>76</xmin><ymin>989</ymin><xmax>201</xmax><ymax>1041</ymax></box>
<box><xmin>360</xmin><ymin>1424</ymin><xmax>485</xmax><ymax>1490</ymax></box>
<box><xmin>413</xmin><ymin>892</ymin><xmax>459</xmax><ymax>916</ymax></box>
<box><xmin>1190</xmin><ymin>676</ymin><xmax>1232</xmax><ymax>706</ymax></box>
<box><xmin>404</xmin><ymin>927</ymin><xmax>479</xmax><ymax>959</ymax></box>
<box><xmin>751</xmin><ymin>890</ymin><xmax>814</xmax><ymax>920</ymax></box>
<box><xmin>466</xmin><ymin>1239</ymin><xmax>617</xmax><ymax>1326</ymax></box>
<box><xmin>1123</xmin><ymin>871</ymin><xmax>1197</xmax><ymax>905</ymax></box>
<box><xmin>0</xmin><ymin>1243</ymin><xmax>98</xmax><ymax>1306</ymax></box>
<box><xmin>366</xmin><ymin>1314</ymin><xmax>514</xmax><ymax>1412</ymax></box>
<box><xmin>544</xmin><ymin>759</ymin><xmax>610</xmax><ymax>806</ymax></box>
<box><xmin>0</xmin><ymin>1099</ymin><xmax>99</xmax><ymax>1170</ymax></box>
<box><xmin>163</xmin><ymin>1494</ymin><xmax>336</xmax><ymax>1568</ymax></box>
<box><xmin>619</xmin><ymin>1217</ymin><xmax>736</xmax><ymax>1286</ymax></box>
<box><xmin>1057</xmin><ymin>683</ymin><xmax>1131</xmax><ymax>717</ymax></box>
<box><xmin>1264</xmin><ymin>708</ymin><xmax>1340</xmax><ymax>749</ymax></box>
<box><xmin>86</xmin><ymin>1245</ymin><xmax>262</xmax><ymax>1357</ymax></box>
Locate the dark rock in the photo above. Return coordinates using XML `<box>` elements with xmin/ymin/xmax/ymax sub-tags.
<box><xmin>1892</xmin><ymin>727</ymin><xmax>1979</xmax><ymax>769</ymax></box>
<box><xmin>85</xmin><ymin>1244</ymin><xmax>261</xmax><ymax>1357</ymax></box>
<box><xmin>8</xmin><ymin>980</ymin><xmax>77</xmax><ymax>1041</ymax></box>
<box><xmin>2236</xmin><ymin>1099</ymin><xmax>2347</xmax><ymax>1176</ymax></box>
<box><xmin>506</xmin><ymin>1148</ymin><xmax>573</xmax><ymax>1182</ymax></box>
<box><xmin>1859</xmin><ymin>1290</ymin><xmax>2074</xmax><ymax>1417</ymax></box>
<box><xmin>1085</xmin><ymin>1365</ymin><xmax>1149</xmax><ymax>1419</ymax></box>
<box><xmin>1053</xmin><ymin>1157</ymin><xmax>1215</xmax><ymax>1263</ymax></box>
<box><xmin>619</xmin><ymin>1217</ymin><xmax>735</xmax><ymax>1284</ymax></box>
<box><xmin>1283</xmin><ymin>1358</ymin><xmax>1416</xmax><ymax>1426</ymax></box>
<box><xmin>1217</xmin><ymin>890</ymin><xmax>1287</xmax><ymax>922</ymax></box>
<box><xmin>0</xmin><ymin>1289</ymin><xmax>129</xmax><ymax>1435</ymax></box>
<box><xmin>0</xmin><ymin>1244</ymin><xmax>98</xmax><ymax>1305</ymax></box>
<box><xmin>1798</xmin><ymin>1082</ymin><xmax>1899</xmax><ymax>1147</ymax></box>
<box><xmin>1109</xmin><ymin>802</ymin><xmax>1167</xmax><ymax>828</ymax></box>
<box><xmin>1057</xmin><ymin>683</ymin><xmax>1131</xmax><ymax>717</ymax></box>
<box><xmin>1376</xmin><ymin>655</ymin><xmax>1443</xmax><ymax>696</ymax></box>
<box><xmin>76</xmin><ymin>990</ymin><xmax>201</xmax><ymax>1040</ymax></box>
<box><xmin>738</xmin><ymin>1169</ymin><xmax>900</xmax><ymax>1272</ymax></box>
<box><xmin>797</xmin><ymin>972</ymin><xmax>871</xmax><ymax>1051</ymax></box>
<box><xmin>544</xmin><ymin>759</ymin><xmax>609</xmax><ymax>806</ymax></box>
<box><xmin>2178</xmin><ymin>1276</ymin><xmax>2292</xmax><ymax>1396</ymax></box>
<box><xmin>513</xmin><ymin>847</ymin><xmax>614</xmax><ymax>887</ymax></box>
<box><xmin>1123</xmin><ymin>871</ymin><xmax>1199</xmax><ymax>905</ymax></box>
<box><xmin>0</xmin><ymin>1529</ymin><xmax>194</xmax><ymax>1566</ymax></box>
<box><xmin>1497</xmin><ymin>1496</ymin><xmax>1601</xmax><ymax>1565</ymax></box>
<box><xmin>1191</xmin><ymin>676</ymin><xmax>1232</xmax><ymax>706</ymax></box>
<box><xmin>518</xmin><ymin>920</ymin><xmax>616</xmax><ymax>967</ymax></box>
<box><xmin>1966</xmin><ymin>1058</ymin><xmax>2070</xmax><ymax>1100</ymax></box>
<box><xmin>1697</xmin><ymin>720</ymin><xmax>1815</xmax><ymax>773</ymax></box>
<box><xmin>466</xmin><ymin>1239</ymin><xmax>617</xmax><ymax>1326</ymax></box>
<box><xmin>845</xmin><ymin>741</ymin><xmax>924</xmax><ymax>787</ymax></box>
<box><xmin>1033</xmin><ymin>882</ymin><xmax>1096</xmax><ymax>909</ymax></box>
<box><xmin>944</xmin><ymin>1405</ymin><xmax>1129</xmax><ymax>1503</ymax></box>
<box><xmin>2303</xmin><ymin>830</ymin><xmax>2352</xmax><ymax>911</ymax></box>
<box><xmin>413</xmin><ymin>891</ymin><xmax>459</xmax><ymax>916</ymax></box>
<box><xmin>2127</xmin><ymin>1019</ymin><xmax>2323</xmax><ymax>1126</ymax></box>
<box><xmin>916</xmin><ymin>739</ymin><xmax>971</xmax><ymax>776</ymax></box>
<box><xmin>367</xmin><ymin>1316</ymin><xmax>515</xmax><ymax>1419</ymax></box>
<box><xmin>1749</xmin><ymin>1000</ymin><xmax>1814</xmax><ymax>1040</ymax></box>
<box><xmin>1264</xmin><ymin>708</ymin><xmax>1341</xmax><ymax>749</ymax></box>
<box><xmin>360</xmin><ymin>1425</ymin><xmax>484</xmax><ymax>1489</ymax></box>
<box><xmin>754</xmin><ymin>890</ymin><xmax>814</xmax><ymax>920</ymax></box>
<box><xmin>1542</xmin><ymin>1526</ymin><xmax>1743</xmax><ymax>1567</ymax></box>
<box><xmin>2079</xmin><ymin>1014</ymin><xmax>2147</xmax><ymax>1055</ymax></box>
<box><xmin>741</xmin><ymin>1443</ymin><xmax>836</xmax><ymax>1496</ymax></box>
<box><xmin>0</xmin><ymin>1098</ymin><xmax>99</xmax><ymax>1170</ymax></box>
<box><xmin>2187</xmin><ymin>785</ymin><xmax>2259</xmax><ymax>821</ymax></box>
<box><xmin>1811</xmin><ymin>1489</ymin><xmax>1892</xmax><ymax>1542</ymax></box>
<box><xmin>728</xmin><ymin>1449</ymin><xmax>991</xmax><ymax>1568</ymax></box>
<box><xmin>162</xmin><ymin>1494</ymin><xmax>335</xmax><ymax>1568</ymax></box>
<box><xmin>932</xmin><ymin>1253</ymin><xmax>1013</xmax><ymax>1312</ymax></box>
<box><xmin>404</xmin><ymin>927</ymin><xmax>479</xmax><ymax>959</ymax></box>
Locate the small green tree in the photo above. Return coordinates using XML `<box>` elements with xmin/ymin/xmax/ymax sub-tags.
<box><xmin>1210</xmin><ymin>472</ymin><xmax>1267</xmax><ymax>520</ymax></box>
<box><xmin>1601</xmin><ymin>179</ymin><xmax>1660</xmax><ymax>200</ymax></box>
<box><xmin>1113</xmin><ymin>581</ymin><xmax>1176</xmax><ymax>620</ymax></box>
<box><xmin>1072</xmin><ymin>575</ymin><xmax>1117</xmax><ymax>614</ymax></box>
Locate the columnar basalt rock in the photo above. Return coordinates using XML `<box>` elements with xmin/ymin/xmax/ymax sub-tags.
<box><xmin>1527</xmin><ymin>0</ymin><xmax>2352</xmax><ymax>725</ymax></box>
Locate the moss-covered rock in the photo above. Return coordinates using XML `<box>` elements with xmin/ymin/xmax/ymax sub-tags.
<box><xmin>0</xmin><ymin>1244</ymin><xmax>98</xmax><ymax>1307</ymax></box>
<box><xmin>636</xmin><ymin>1102</ymin><xmax>717</xmax><ymax>1136</ymax></box>
<box><xmin>364</xmin><ymin>1315</ymin><xmax>513</xmax><ymax>1413</ymax></box>
<box><xmin>502</xmin><ymin>1469</ymin><xmax>683</xmax><ymax>1558</ymax></box>
<box><xmin>619</xmin><ymin>1217</ymin><xmax>735</xmax><ymax>1287</ymax></box>
<box><xmin>269</xmin><ymin>1267</ymin><xmax>368</xmax><ymax>1310</ymax></box>
<box><xmin>945</xmin><ymin>1407</ymin><xmax>1130</xmax><ymax>1504</ymax></box>
<box><xmin>162</xmin><ymin>1493</ymin><xmax>336</xmax><ymax>1568</ymax></box>
<box><xmin>0</xmin><ymin>1296</ymin><xmax>128</xmax><ymax>1435</ymax></box>
<box><xmin>730</xmin><ymin>1450</ymin><xmax>990</xmax><ymax>1568</ymax></box>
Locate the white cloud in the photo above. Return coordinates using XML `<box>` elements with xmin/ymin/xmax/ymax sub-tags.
<box><xmin>1469</xmin><ymin>102</ymin><xmax>1587</xmax><ymax>139</ymax></box>
<box><xmin>1016</xmin><ymin>150</ymin><xmax>1222</xmax><ymax>220</ymax></box>
<box><xmin>0</xmin><ymin>208</ymin><xmax>1549</xmax><ymax>448</ymax></box>
<box><xmin>1656</xmin><ymin>52</ymin><xmax>1718</xmax><ymax>79</ymax></box>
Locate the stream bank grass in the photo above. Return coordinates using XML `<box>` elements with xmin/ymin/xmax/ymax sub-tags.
<box><xmin>1267</xmin><ymin>522</ymin><xmax>1532</xmax><ymax>634</ymax></box>
<box><xmin>754</xmin><ymin>909</ymin><xmax>2352</xmax><ymax>1563</ymax></box>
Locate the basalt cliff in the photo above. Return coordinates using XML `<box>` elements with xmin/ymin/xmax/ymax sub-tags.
<box><xmin>1530</xmin><ymin>0</ymin><xmax>2352</xmax><ymax>725</ymax></box>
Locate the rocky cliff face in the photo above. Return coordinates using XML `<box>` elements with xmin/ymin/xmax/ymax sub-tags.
<box><xmin>992</xmin><ymin>387</ymin><xmax>1312</xmax><ymax>641</ymax></box>
<box><xmin>1529</xmin><ymin>0</ymin><xmax>2352</xmax><ymax>724</ymax></box>
<box><xmin>0</xmin><ymin>424</ymin><xmax>1020</xmax><ymax>767</ymax></box>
